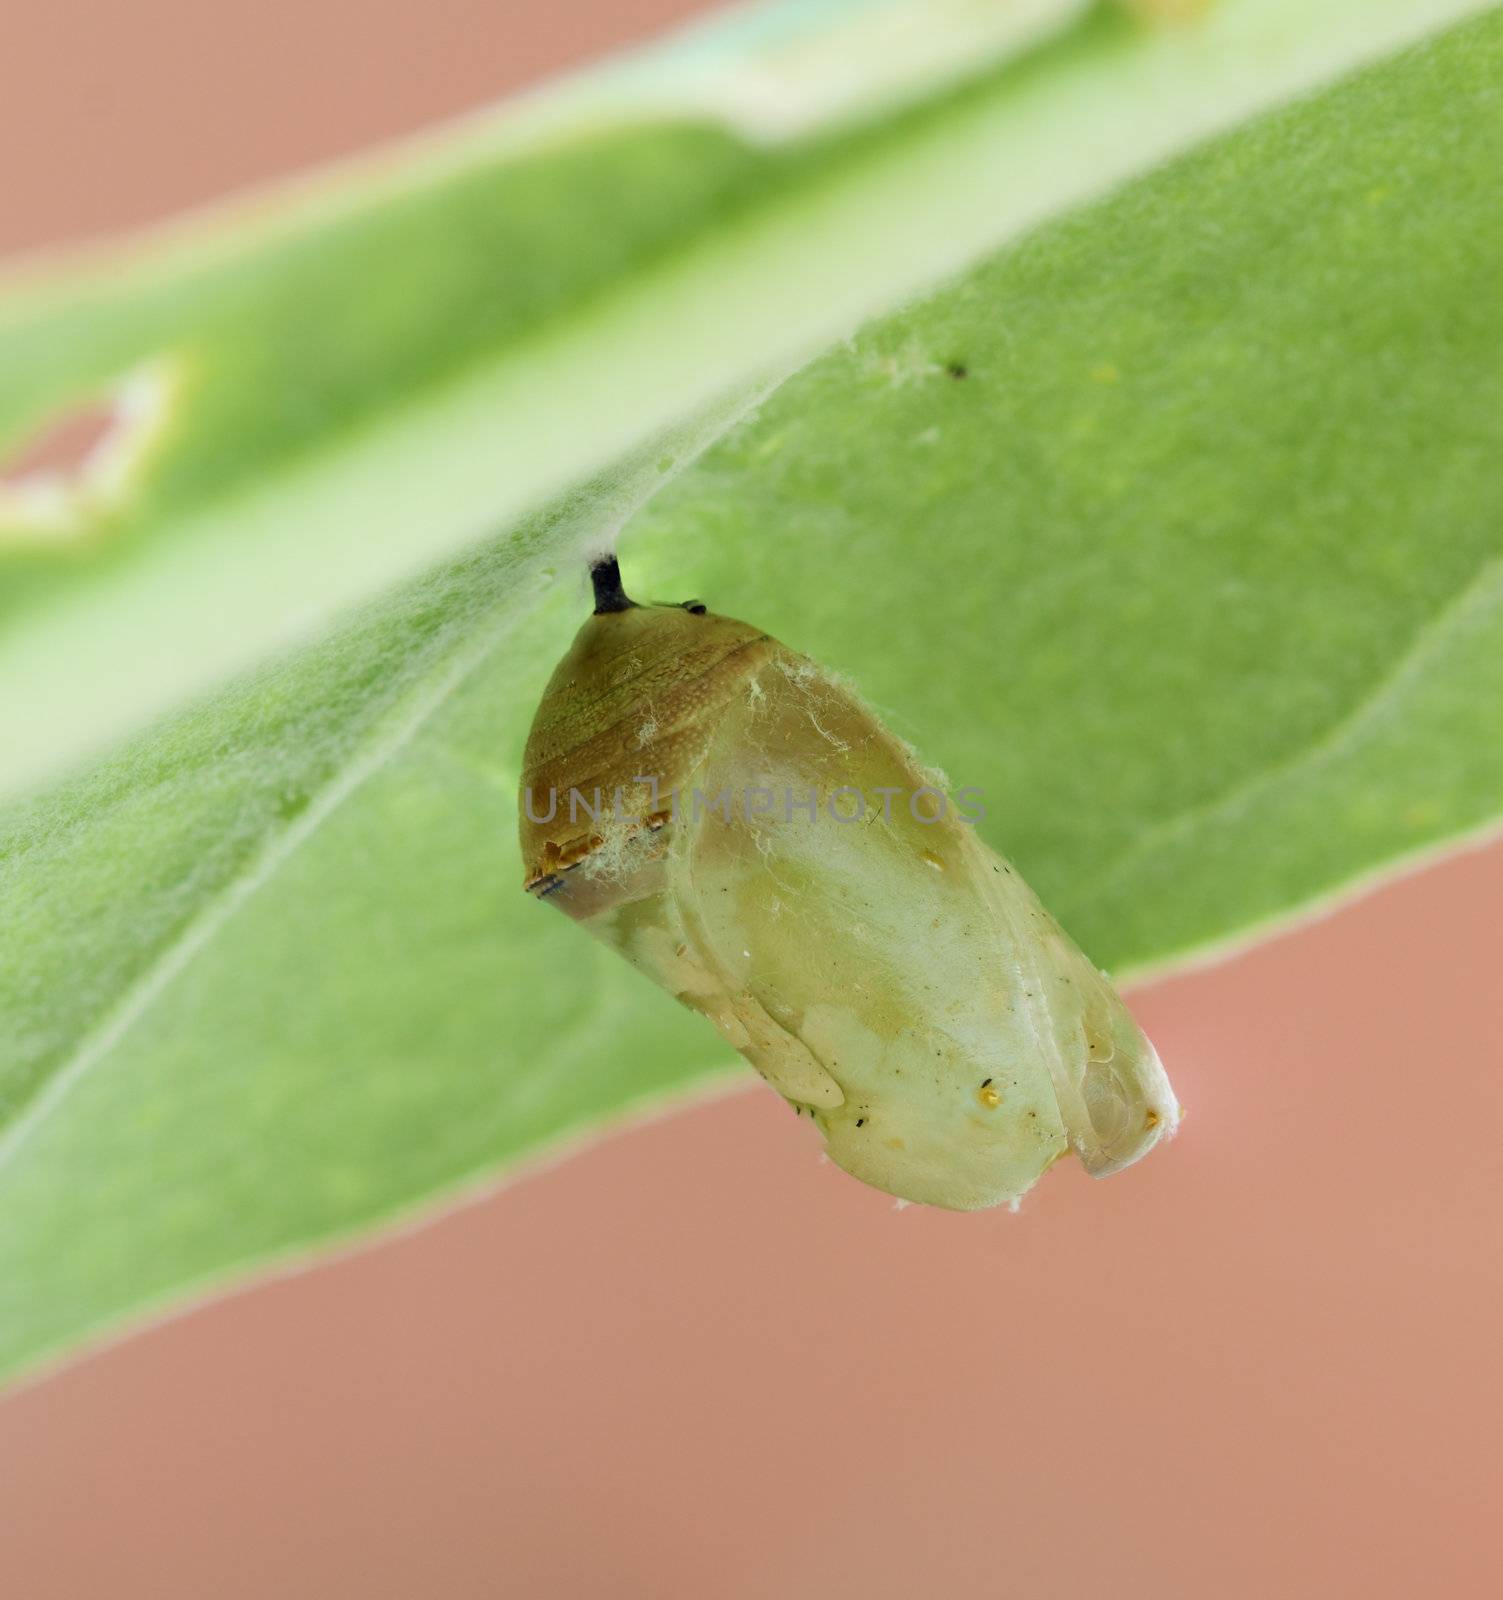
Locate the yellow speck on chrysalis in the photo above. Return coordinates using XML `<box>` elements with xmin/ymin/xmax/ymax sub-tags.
<box><xmin>978</xmin><ymin>1083</ymin><xmax>1003</xmax><ymax>1110</ymax></box>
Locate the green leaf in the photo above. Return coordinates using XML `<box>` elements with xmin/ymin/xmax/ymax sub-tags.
<box><xmin>4</xmin><ymin>2</ymin><xmax>1503</xmax><ymax>1380</ymax></box>
<box><xmin>0</xmin><ymin>0</ymin><xmax>1487</xmax><ymax>800</ymax></box>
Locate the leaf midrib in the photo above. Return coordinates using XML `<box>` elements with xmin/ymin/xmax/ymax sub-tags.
<box><xmin>0</xmin><ymin>605</ymin><xmax>530</xmax><ymax>1170</ymax></box>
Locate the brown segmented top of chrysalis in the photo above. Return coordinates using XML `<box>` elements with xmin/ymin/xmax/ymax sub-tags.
<box><xmin>519</xmin><ymin>559</ymin><xmax>773</xmax><ymax>896</ymax></box>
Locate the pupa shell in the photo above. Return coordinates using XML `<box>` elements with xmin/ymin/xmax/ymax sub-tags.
<box><xmin>519</xmin><ymin>564</ymin><xmax>1179</xmax><ymax>1210</ymax></box>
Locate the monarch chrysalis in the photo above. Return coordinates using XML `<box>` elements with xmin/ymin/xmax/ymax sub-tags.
<box><xmin>519</xmin><ymin>558</ymin><xmax>1178</xmax><ymax>1210</ymax></box>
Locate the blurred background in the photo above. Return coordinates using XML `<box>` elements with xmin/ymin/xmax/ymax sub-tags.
<box><xmin>2</xmin><ymin>4</ymin><xmax>1500</xmax><ymax>1596</ymax></box>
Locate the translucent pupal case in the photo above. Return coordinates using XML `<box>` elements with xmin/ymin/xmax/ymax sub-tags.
<box><xmin>520</xmin><ymin>560</ymin><xmax>1178</xmax><ymax>1211</ymax></box>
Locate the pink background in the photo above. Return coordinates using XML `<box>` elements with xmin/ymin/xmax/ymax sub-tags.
<box><xmin>3</xmin><ymin>5</ymin><xmax>1500</xmax><ymax>1596</ymax></box>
